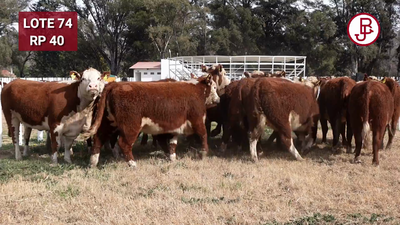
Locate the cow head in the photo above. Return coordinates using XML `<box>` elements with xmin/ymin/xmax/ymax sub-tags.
<box><xmin>202</xmin><ymin>64</ymin><xmax>230</xmax><ymax>95</ymax></box>
<box><xmin>244</xmin><ymin>71</ymin><xmax>266</xmax><ymax>78</ymax></box>
<box><xmin>298</xmin><ymin>76</ymin><xmax>321</xmax><ymax>99</ymax></box>
<box><xmin>71</xmin><ymin>68</ymin><xmax>108</xmax><ymax>101</ymax></box>
<box><xmin>199</xmin><ymin>74</ymin><xmax>220</xmax><ymax>105</ymax></box>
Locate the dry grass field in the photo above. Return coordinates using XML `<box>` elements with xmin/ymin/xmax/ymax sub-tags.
<box><xmin>1</xmin><ymin>117</ymin><xmax>400</xmax><ymax>224</ymax></box>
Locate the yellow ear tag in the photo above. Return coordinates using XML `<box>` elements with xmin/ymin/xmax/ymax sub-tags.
<box><xmin>103</xmin><ymin>76</ymin><xmax>108</xmax><ymax>81</ymax></box>
<box><xmin>382</xmin><ymin>78</ymin><xmax>386</xmax><ymax>84</ymax></box>
<box><xmin>71</xmin><ymin>73</ymin><xmax>76</xmax><ymax>80</ymax></box>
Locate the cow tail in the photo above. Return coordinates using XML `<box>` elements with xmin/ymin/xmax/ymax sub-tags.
<box><xmin>82</xmin><ymin>85</ymin><xmax>111</xmax><ymax>139</ymax></box>
<box><xmin>361</xmin><ymin>87</ymin><xmax>371</xmax><ymax>143</ymax></box>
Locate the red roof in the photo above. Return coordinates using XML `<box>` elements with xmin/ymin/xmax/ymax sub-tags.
<box><xmin>130</xmin><ymin>62</ymin><xmax>161</xmax><ymax>69</ymax></box>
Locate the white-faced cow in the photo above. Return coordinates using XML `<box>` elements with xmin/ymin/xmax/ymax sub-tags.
<box><xmin>1</xmin><ymin>68</ymin><xmax>107</xmax><ymax>164</ymax></box>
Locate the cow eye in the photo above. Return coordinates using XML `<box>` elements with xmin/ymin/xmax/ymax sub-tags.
<box><xmin>81</xmin><ymin>78</ymin><xmax>86</xmax><ymax>81</ymax></box>
<box><xmin>98</xmin><ymin>77</ymin><xmax>101</xmax><ymax>81</ymax></box>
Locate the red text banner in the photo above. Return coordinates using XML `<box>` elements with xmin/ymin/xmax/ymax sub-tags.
<box><xmin>19</xmin><ymin>12</ymin><xmax>78</xmax><ymax>51</ymax></box>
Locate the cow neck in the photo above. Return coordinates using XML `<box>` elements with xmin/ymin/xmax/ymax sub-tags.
<box><xmin>75</xmin><ymin>82</ymin><xmax>95</xmax><ymax>112</ymax></box>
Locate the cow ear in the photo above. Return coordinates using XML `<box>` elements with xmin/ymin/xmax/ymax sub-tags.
<box><xmin>70</xmin><ymin>71</ymin><xmax>81</xmax><ymax>80</ymax></box>
<box><xmin>218</xmin><ymin>64</ymin><xmax>223</xmax><ymax>72</ymax></box>
<box><xmin>101</xmin><ymin>71</ymin><xmax>111</xmax><ymax>81</ymax></box>
<box><xmin>190</xmin><ymin>73</ymin><xmax>197</xmax><ymax>79</ymax></box>
<box><xmin>201</xmin><ymin>65</ymin><xmax>208</xmax><ymax>72</ymax></box>
<box><xmin>205</xmin><ymin>74</ymin><xmax>212</xmax><ymax>85</ymax></box>
<box><xmin>244</xmin><ymin>72</ymin><xmax>250</xmax><ymax>78</ymax></box>
<box><xmin>281</xmin><ymin>71</ymin><xmax>286</xmax><ymax>77</ymax></box>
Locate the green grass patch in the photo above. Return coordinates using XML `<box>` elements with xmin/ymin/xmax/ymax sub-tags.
<box><xmin>0</xmin><ymin>158</ymin><xmax>79</xmax><ymax>183</ymax></box>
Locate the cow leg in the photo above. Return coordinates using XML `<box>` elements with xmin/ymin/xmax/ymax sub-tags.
<box><xmin>220</xmin><ymin>122</ymin><xmax>231</xmax><ymax>152</ymax></box>
<box><xmin>248</xmin><ymin>116</ymin><xmax>265</xmax><ymax>162</ymax></box>
<box><xmin>140</xmin><ymin>133</ymin><xmax>148</xmax><ymax>145</ymax></box>
<box><xmin>152</xmin><ymin>135</ymin><xmax>158</xmax><ymax>148</ymax></box>
<box><xmin>192</xmin><ymin>121</ymin><xmax>209</xmax><ymax>159</ymax></box>
<box><xmin>86</xmin><ymin>137</ymin><xmax>92</xmax><ymax>155</ymax></box>
<box><xmin>23</xmin><ymin>126</ymin><xmax>32</xmax><ymax>157</ymax></box>
<box><xmin>210</xmin><ymin>123</ymin><xmax>222</xmax><ymax>137</ymax></box>
<box><xmin>340</xmin><ymin>122</ymin><xmax>347</xmax><ymax>146</ymax></box>
<box><xmin>372</xmin><ymin>129</ymin><xmax>384</xmax><ymax>166</ymax></box>
<box><xmin>169</xmin><ymin>135</ymin><xmax>178</xmax><ymax>161</ymax></box>
<box><xmin>320</xmin><ymin>118</ymin><xmax>328</xmax><ymax>143</ymax></box>
<box><xmin>118</xmin><ymin>131</ymin><xmax>139</xmax><ymax>167</ymax></box>
<box><xmin>63</xmin><ymin>136</ymin><xmax>74</xmax><ymax>164</ymax></box>
<box><xmin>109</xmin><ymin>132</ymin><xmax>121</xmax><ymax>159</ymax></box>
<box><xmin>46</xmin><ymin>131</ymin><xmax>51</xmax><ymax>152</ymax></box>
<box><xmin>279</xmin><ymin>131</ymin><xmax>303</xmax><ymax>161</ymax></box>
<box><xmin>11</xmin><ymin>117</ymin><xmax>22</xmax><ymax>160</ymax></box>
<box><xmin>346</xmin><ymin>121</ymin><xmax>354</xmax><ymax>153</ymax></box>
<box><xmin>266</xmin><ymin>131</ymin><xmax>278</xmax><ymax>147</ymax></box>
<box><xmin>331</xmin><ymin>117</ymin><xmax>341</xmax><ymax>149</ymax></box>
<box><xmin>386</xmin><ymin>123</ymin><xmax>396</xmax><ymax>150</ymax></box>
<box><xmin>205</xmin><ymin>119</ymin><xmax>211</xmax><ymax>137</ymax></box>
<box><xmin>49</xmin><ymin>130</ymin><xmax>60</xmax><ymax>164</ymax></box>
<box><xmin>353</xmin><ymin>130</ymin><xmax>363</xmax><ymax>164</ymax></box>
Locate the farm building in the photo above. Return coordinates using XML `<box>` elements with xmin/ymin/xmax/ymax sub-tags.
<box><xmin>129</xmin><ymin>62</ymin><xmax>163</xmax><ymax>81</ymax></box>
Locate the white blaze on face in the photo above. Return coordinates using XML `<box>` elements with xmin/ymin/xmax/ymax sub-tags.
<box><xmin>79</xmin><ymin>68</ymin><xmax>105</xmax><ymax>100</ymax></box>
<box><xmin>205</xmin><ymin>80</ymin><xmax>220</xmax><ymax>105</ymax></box>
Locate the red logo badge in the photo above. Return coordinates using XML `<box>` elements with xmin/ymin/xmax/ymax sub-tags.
<box><xmin>347</xmin><ymin>13</ymin><xmax>380</xmax><ymax>46</ymax></box>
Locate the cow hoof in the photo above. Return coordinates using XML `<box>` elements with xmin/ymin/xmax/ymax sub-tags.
<box><xmin>128</xmin><ymin>160</ymin><xmax>137</xmax><ymax>168</ymax></box>
<box><xmin>64</xmin><ymin>157</ymin><xmax>72</xmax><ymax>164</ymax></box>
<box><xmin>296</xmin><ymin>156</ymin><xmax>304</xmax><ymax>161</ymax></box>
<box><xmin>169</xmin><ymin>153</ymin><xmax>177</xmax><ymax>161</ymax></box>
<box><xmin>257</xmin><ymin>151</ymin><xmax>264</xmax><ymax>157</ymax></box>
<box><xmin>220</xmin><ymin>143</ymin><xmax>227</xmax><ymax>152</ymax></box>
<box><xmin>251</xmin><ymin>156</ymin><xmax>259</xmax><ymax>163</ymax></box>
<box><xmin>354</xmin><ymin>157</ymin><xmax>362</xmax><ymax>164</ymax></box>
<box><xmin>89</xmin><ymin>153</ymin><xmax>100</xmax><ymax>167</ymax></box>
<box><xmin>23</xmin><ymin>147</ymin><xmax>29</xmax><ymax>157</ymax></box>
<box><xmin>199</xmin><ymin>150</ymin><xmax>208</xmax><ymax>159</ymax></box>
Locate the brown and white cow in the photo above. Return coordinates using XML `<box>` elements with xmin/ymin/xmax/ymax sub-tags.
<box><xmin>1</xmin><ymin>68</ymin><xmax>107</xmax><ymax>164</ymax></box>
<box><xmin>245</xmin><ymin>78</ymin><xmax>320</xmax><ymax>161</ymax></box>
<box><xmin>83</xmin><ymin>74</ymin><xmax>220</xmax><ymax>167</ymax></box>
<box><xmin>347</xmin><ymin>77</ymin><xmax>400</xmax><ymax>165</ymax></box>
<box><xmin>317</xmin><ymin>77</ymin><xmax>356</xmax><ymax>150</ymax></box>
<box><xmin>201</xmin><ymin>64</ymin><xmax>231</xmax><ymax>95</ymax></box>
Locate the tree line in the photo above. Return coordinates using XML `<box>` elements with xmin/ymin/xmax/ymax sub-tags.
<box><xmin>0</xmin><ymin>0</ymin><xmax>399</xmax><ymax>78</ymax></box>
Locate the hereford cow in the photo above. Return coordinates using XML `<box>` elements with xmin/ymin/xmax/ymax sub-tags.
<box><xmin>1</xmin><ymin>68</ymin><xmax>107</xmax><ymax>164</ymax></box>
<box><xmin>245</xmin><ymin>78</ymin><xmax>320</xmax><ymax>161</ymax></box>
<box><xmin>317</xmin><ymin>77</ymin><xmax>356</xmax><ymax>151</ymax></box>
<box><xmin>347</xmin><ymin>77</ymin><xmax>400</xmax><ymax>165</ymax></box>
<box><xmin>83</xmin><ymin>74</ymin><xmax>220</xmax><ymax>167</ymax></box>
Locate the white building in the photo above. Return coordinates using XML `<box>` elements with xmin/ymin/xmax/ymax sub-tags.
<box><xmin>129</xmin><ymin>62</ymin><xmax>163</xmax><ymax>81</ymax></box>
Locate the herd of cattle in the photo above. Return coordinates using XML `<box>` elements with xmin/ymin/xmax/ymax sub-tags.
<box><xmin>1</xmin><ymin>65</ymin><xmax>399</xmax><ymax>168</ymax></box>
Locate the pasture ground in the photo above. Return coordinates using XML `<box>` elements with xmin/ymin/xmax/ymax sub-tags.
<box><xmin>1</xmin><ymin>117</ymin><xmax>400</xmax><ymax>224</ymax></box>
